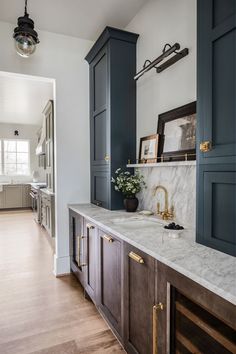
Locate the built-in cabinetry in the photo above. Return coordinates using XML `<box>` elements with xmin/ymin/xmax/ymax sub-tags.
<box><xmin>44</xmin><ymin>100</ymin><xmax>54</xmax><ymax>192</ymax></box>
<box><xmin>85</xmin><ymin>27</ymin><xmax>138</xmax><ymax>210</ymax></box>
<box><xmin>41</xmin><ymin>190</ymin><xmax>55</xmax><ymax>237</ymax></box>
<box><xmin>0</xmin><ymin>184</ymin><xmax>31</xmax><ymax>209</ymax></box>
<box><xmin>69</xmin><ymin>210</ymin><xmax>236</xmax><ymax>354</ymax></box>
<box><xmin>197</xmin><ymin>0</ymin><xmax>236</xmax><ymax>256</ymax></box>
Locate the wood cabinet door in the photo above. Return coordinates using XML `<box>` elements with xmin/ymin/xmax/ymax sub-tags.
<box><xmin>124</xmin><ymin>243</ymin><xmax>155</xmax><ymax>354</ymax></box>
<box><xmin>90</xmin><ymin>47</ymin><xmax>110</xmax><ymax>168</ymax></box>
<box><xmin>91</xmin><ymin>167</ymin><xmax>110</xmax><ymax>209</ymax></box>
<box><xmin>69</xmin><ymin>211</ymin><xmax>86</xmax><ymax>287</ymax></box>
<box><xmin>5</xmin><ymin>185</ymin><xmax>22</xmax><ymax>208</ymax></box>
<box><xmin>84</xmin><ymin>220</ymin><xmax>98</xmax><ymax>303</ymax></box>
<box><xmin>197</xmin><ymin>0</ymin><xmax>236</xmax><ymax>256</ymax></box>
<box><xmin>197</xmin><ymin>0</ymin><xmax>236</xmax><ymax>165</ymax></box>
<box><xmin>98</xmin><ymin>229</ymin><xmax>122</xmax><ymax>338</ymax></box>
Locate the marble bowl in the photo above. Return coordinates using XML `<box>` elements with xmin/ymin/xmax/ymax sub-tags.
<box><xmin>164</xmin><ymin>228</ymin><xmax>184</xmax><ymax>239</ymax></box>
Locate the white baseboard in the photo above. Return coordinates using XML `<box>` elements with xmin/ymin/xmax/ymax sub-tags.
<box><xmin>53</xmin><ymin>254</ymin><xmax>71</xmax><ymax>276</ymax></box>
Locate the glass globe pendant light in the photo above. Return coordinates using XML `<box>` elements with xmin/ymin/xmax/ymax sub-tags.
<box><xmin>13</xmin><ymin>0</ymin><xmax>40</xmax><ymax>58</ymax></box>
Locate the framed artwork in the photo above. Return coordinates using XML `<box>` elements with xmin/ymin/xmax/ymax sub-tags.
<box><xmin>157</xmin><ymin>101</ymin><xmax>196</xmax><ymax>161</ymax></box>
<box><xmin>139</xmin><ymin>134</ymin><xmax>159</xmax><ymax>163</ymax></box>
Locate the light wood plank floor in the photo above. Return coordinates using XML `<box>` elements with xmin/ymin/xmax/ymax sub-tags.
<box><xmin>0</xmin><ymin>210</ymin><xmax>124</xmax><ymax>354</ymax></box>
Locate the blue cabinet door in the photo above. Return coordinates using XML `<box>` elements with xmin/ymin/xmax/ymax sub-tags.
<box><xmin>197</xmin><ymin>0</ymin><xmax>236</xmax><ymax>256</ymax></box>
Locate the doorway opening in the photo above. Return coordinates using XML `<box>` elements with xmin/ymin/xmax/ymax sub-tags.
<box><xmin>0</xmin><ymin>70</ymin><xmax>57</xmax><ymax>258</ymax></box>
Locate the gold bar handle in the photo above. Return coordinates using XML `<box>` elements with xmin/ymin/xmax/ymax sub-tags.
<box><xmin>102</xmin><ymin>234</ymin><xmax>113</xmax><ymax>243</ymax></box>
<box><xmin>200</xmin><ymin>141</ymin><xmax>211</xmax><ymax>152</ymax></box>
<box><xmin>129</xmin><ymin>251</ymin><xmax>144</xmax><ymax>264</ymax></box>
<box><xmin>86</xmin><ymin>223</ymin><xmax>94</xmax><ymax>230</ymax></box>
<box><xmin>153</xmin><ymin>303</ymin><xmax>164</xmax><ymax>354</ymax></box>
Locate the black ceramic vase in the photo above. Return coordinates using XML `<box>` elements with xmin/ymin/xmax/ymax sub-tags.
<box><xmin>124</xmin><ymin>196</ymin><xmax>139</xmax><ymax>212</ymax></box>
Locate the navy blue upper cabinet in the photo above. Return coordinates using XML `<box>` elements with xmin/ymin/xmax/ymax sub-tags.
<box><xmin>197</xmin><ymin>0</ymin><xmax>236</xmax><ymax>256</ymax></box>
<box><xmin>85</xmin><ymin>27</ymin><xmax>138</xmax><ymax>210</ymax></box>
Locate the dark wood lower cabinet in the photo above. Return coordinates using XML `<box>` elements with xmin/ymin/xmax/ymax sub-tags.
<box><xmin>69</xmin><ymin>211</ymin><xmax>86</xmax><ymax>287</ymax></box>
<box><xmin>69</xmin><ymin>211</ymin><xmax>236</xmax><ymax>354</ymax></box>
<box><xmin>84</xmin><ymin>220</ymin><xmax>98</xmax><ymax>303</ymax></box>
<box><xmin>123</xmin><ymin>243</ymin><xmax>155</xmax><ymax>354</ymax></box>
<box><xmin>98</xmin><ymin>229</ymin><xmax>122</xmax><ymax>339</ymax></box>
<box><xmin>156</xmin><ymin>261</ymin><xmax>236</xmax><ymax>354</ymax></box>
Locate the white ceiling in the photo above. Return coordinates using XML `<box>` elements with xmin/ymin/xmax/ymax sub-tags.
<box><xmin>0</xmin><ymin>73</ymin><xmax>53</xmax><ymax>125</ymax></box>
<box><xmin>0</xmin><ymin>0</ymin><xmax>149</xmax><ymax>40</ymax></box>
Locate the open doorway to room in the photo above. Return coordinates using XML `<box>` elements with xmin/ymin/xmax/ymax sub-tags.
<box><xmin>0</xmin><ymin>71</ymin><xmax>56</xmax><ymax>250</ymax></box>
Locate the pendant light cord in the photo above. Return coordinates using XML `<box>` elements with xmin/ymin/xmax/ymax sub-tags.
<box><xmin>24</xmin><ymin>0</ymin><xmax>28</xmax><ymax>15</ymax></box>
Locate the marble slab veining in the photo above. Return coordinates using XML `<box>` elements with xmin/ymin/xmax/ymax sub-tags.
<box><xmin>68</xmin><ymin>203</ymin><xmax>236</xmax><ymax>306</ymax></box>
<box><xmin>136</xmin><ymin>165</ymin><xmax>196</xmax><ymax>228</ymax></box>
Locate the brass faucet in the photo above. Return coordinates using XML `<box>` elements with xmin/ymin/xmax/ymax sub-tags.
<box><xmin>153</xmin><ymin>185</ymin><xmax>174</xmax><ymax>220</ymax></box>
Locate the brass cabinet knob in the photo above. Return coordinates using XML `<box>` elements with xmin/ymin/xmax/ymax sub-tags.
<box><xmin>200</xmin><ymin>141</ymin><xmax>211</xmax><ymax>152</ymax></box>
<box><xmin>104</xmin><ymin>155</ymin><xmax>110</xmax><ymax>161</ymax></box>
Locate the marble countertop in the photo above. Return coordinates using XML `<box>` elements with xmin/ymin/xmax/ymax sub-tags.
<box><xmin>69</xmin><ymin>203</ymin><xmax>236</xmax><ymax>305</ymax></box>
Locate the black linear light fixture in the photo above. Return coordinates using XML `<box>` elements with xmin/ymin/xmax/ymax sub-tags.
<box><xmin>13</xmin><ymin>0</ymin><xmax>40</xmax><ymax>58</ymax></box>
<box><xmin>134</xmin><ymin>43</ymin><xmax>189</xmax><ymax>80</ymax></box>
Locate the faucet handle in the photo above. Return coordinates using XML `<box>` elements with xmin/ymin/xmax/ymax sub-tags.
<box><xmin>157</xmin><ymin>202</ymin><xmax>160</xmax><ymax>214</ymax></box>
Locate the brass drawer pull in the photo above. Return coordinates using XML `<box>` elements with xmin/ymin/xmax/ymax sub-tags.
<box><xmin>200</xmin><ymin>141</ymin><xmax>211</xmax><ymax>152</ymax></box>
<box><xmin>153</xmin><ymin>303</ymin><xmax>164</xmax><ymax>354</ymax></box>
<box><xmin>102</xmin><ymin>234</ymin><xmax>113</xmax><ymax>243</ymax></box>
<box><xmin>104</xmin><ymin>155</ymin><xmax>110</xmax><ymax>161</ymax></box>
<box><xmin>86</xmin><ymin>223</ymin><xmax>94</xmax><ymax>230</ymax></box>
<box><xmin>129</xmin><ymin>251</ymin><xmax>144</xmax><ymax>264</ymax></box>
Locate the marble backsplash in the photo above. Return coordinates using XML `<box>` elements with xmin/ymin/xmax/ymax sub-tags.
<box><xmin>137</xmin><ymin>165</ymin><xmax>196</xmax><ymax>228</ymax></box>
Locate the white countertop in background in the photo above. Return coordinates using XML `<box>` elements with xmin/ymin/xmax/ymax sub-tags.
<box><xmin>69</xmin><ymin>203</ymin><xmax>236</xmax><ymax>305</ymax></box>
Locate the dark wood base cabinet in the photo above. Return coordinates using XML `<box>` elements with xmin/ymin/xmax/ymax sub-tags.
<box><xmin>123</xmin><ymin>243</ymin><xmax>155</xmax><ymax>354</ymax></box>
<box><xmin>69</xmin><ymin>211</ymin><xmax>236</xmax><ymax>354</ymax></box>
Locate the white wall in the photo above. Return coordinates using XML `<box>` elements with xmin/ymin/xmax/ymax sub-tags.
<box><xmin>126</xmin><ymin>0</ymin><xmax>197</xmax><ymax>228</ymax></box>
<box><xmin>0</xmin><ymin>122</ymin><xmax>45</xmax><ymax>182</ymax></box>
<box><xmin>126</xmin><ymin>0</ymin><xmax>196</xmax><ymax>149</ymax></box>
<box><xmin>0</xmin><ymin>21</ymin><xmax>93</xmax><ymax>275</ymax></box>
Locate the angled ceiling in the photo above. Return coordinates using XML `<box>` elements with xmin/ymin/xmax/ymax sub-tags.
<box><xmin>0</xmin><ymin>73</ymin><xmax>53</xmax><ymax>125</ymax></box>
<box><xmin>0</xmin><ymin>0</ymin><xmax>149</xmax><ymax>40</ymax></box>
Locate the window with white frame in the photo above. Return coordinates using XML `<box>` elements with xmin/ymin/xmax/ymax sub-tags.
<box><xmin>0</xmin><ymin>140</ymin><xmax>30</xmax><ymax>175</ymax></box>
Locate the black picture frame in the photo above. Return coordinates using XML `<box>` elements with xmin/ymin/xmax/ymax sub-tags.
<box><xmin>157</xmin><ymin>101</ymin><xmax>197</xmax><ymax>161</ymax></box>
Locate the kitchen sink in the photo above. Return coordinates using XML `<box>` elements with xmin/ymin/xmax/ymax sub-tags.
<box><xmin>112</xmin><ymin>216</ymin><xmax>165</xmax><ymax>229</ymax></box>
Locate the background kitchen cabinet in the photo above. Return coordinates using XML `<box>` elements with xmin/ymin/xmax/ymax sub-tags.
<box><xmin>98</xmin><ymin>229</ymin><xmax>122</xmax><ymax>340</ymax></box>
<box><xmin>44</xmin><ymin>100</ymin><xmax>54</xmax><ymax>193</ymax></box>
<box><xmin>197</xmin><ymin>0</ymin><xmax>236</xmax><ymax>256</ymax></box>
<box><xmin>41</xmin><ymin>192</ymin><xmax>55</xmax><ymax>237</ymax></box>
<box><xmin>85</xmin><ymin>27</ymin><xmax>138</xmax><ymax>210</ymax></box>
<box><xmin>123</xmin><ymin>243</ymin><xmax>155</xmax><ymax>354</ymax></box>
<box><xmin>69</xmin><ymin>210</ymin><xmax>86</xmax><ymax>287</ymax></box>
<box><xmin>22</xmin><ymin>185</ymin><xmax>31</xmax><ymax>208</ymax></box>
<box><xmin>4</xmin><ymin>185</ymin><xmax>22</xmax><ymax>208</ymax></box>
<box><xmin>84</xmin><ymin>220</ymin><xmax>98</xmax><ymax>303</ymax></box>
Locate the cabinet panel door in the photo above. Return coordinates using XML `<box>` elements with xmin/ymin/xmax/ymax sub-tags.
<box><xmin>69</xmin><ymin>212</ymin><xmax>85</xmax><ymax>286</ymax></box>
<box><xmin>98</xmin><ymin>229</ymin><xmax>122</xmax><ymax>337</ymax></box>
<box><xmin>84</xmin><ymin>221</ymin><xmax>98</xmax><ymax>302</ymax></box>
<box><xmin>124</xmin><ymin>243</ymin><xmax>155</xmax><ymax>354</ymax></box>
<box><xmin>197</xmin><ymin>167</ymin><xmax>236</xmax><ymax>256</ymax></box>
<box><xmin>5</xmin><ymin>186</ymin><xmax>22</xmax><ymax>208</ymax></box>
<box><xmin>197</xmin><ymin>0</ymin><xmax>236</xmax><ymax>165</ymax></box>
<box><xmin>91</xmin><ymin>169</ymin><xmax>110</xmax><ymax>208</ymax></box>
<box><xmin>90</xmin><ymin>48</ymin><xmax>110</xmax><ymax>167</ymax></box>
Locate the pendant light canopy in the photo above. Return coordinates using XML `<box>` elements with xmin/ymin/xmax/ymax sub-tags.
<box><xmin>13</xmin><ymin>0</ymin><xmax>40</xmax><ymax>58</ymax></box>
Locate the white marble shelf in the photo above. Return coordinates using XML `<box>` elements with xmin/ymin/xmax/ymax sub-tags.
<box><xmin>127</xmin><ymin>161</ymin><xmax>196</xmax><ymax>168</ymax></box>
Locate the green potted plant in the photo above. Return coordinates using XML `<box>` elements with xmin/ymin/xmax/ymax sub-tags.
<box><xmin>111</xmin><ymin>168</ymin><xmax>146</xmax><ymax>212</ymax></box>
